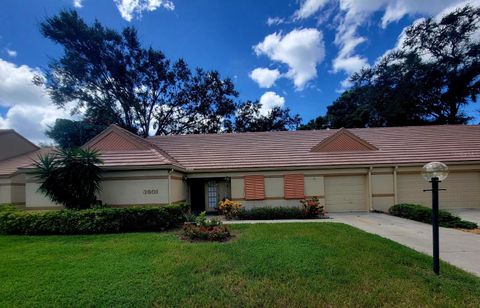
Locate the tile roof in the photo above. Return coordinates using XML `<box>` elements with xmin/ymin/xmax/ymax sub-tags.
<box><xmin>83</xmin><ymin>125</ymin><xmax>183</xmax><ymax>169</ymax></box>
<box><xmin>0</xmin><ymin>147</ymin><xmax>54</xmax><ymax>176</ymax></box>
<box><xmin>148</xmin><ymin>125</ymin><xmax>480</xmax><ymax>171</ymax></box>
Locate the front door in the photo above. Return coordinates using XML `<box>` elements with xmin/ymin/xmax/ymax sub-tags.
<box><xmin>206</xmin><ymin>180</ymin><xmax>218</xmax><ymax>212</ymax></box>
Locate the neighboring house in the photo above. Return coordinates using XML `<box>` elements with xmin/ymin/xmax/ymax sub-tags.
<box><xmin>0</xmin><ymin>129</ymin><xmax>52</xmax><ymax>205</ymax></box>
<box><xmin>1</xmin><ymin>124</ymin><xmax>480</xmax><ymax>212</ymax></box>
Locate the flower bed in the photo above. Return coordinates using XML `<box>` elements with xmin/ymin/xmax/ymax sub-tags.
<box><xmin>182</xmin><ymin>212</ymin><xmax>231</xmax><ymax>242</ymax></box>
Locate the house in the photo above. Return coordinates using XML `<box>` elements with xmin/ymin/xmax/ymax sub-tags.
<box><xmin>0</xmin><ymin>129</ymin><xmax>54</xmax><ymax>205</ymax></box>
<box><xmin>1</xmin><ymin>124</ymin><xmax>480</xmax><ymax>212</ymax></box>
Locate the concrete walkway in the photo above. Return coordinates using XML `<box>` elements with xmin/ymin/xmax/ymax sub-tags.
<box><xmin>447</xmin><ymin>208</ymin><xmax>480</xmax><ymax>225</ymax></box>
<box><xmin>225</xmin><ymin>213</ymin><xmax>480</xmax><ymax>276</ymax></box>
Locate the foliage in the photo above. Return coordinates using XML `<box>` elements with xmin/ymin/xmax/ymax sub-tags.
<box><xmin>229</xmin><ymin>100</ymin><xmax>301</xmax><ymax>132</ymax></box>
<box><xmin>237</xmin><ymin>206</ymin><xmax>310</xmax><ymax>220</ymax></box>
<box><xmin>298</xmin><ymin>115</ymin><xmax>329</xmax><ymax>130</ymax></box>
<box><xmin>182</xmin><ymin>211</ymin><xmax>230</xmax><ymax>241</ymax></box>
<box><xmin>46</xmin><ymin>119</ymin><xmax>107</xmax><ymax>149</ymax></box>
<box><xmin>194</xmin><ymin>211</ymin><xmax>222</xmax><ymax>228</ymax></box>
<box><xmin>0</xmin><ymin>205</ymin><xmax>184</xmax><ymax>235</ymax></box>
<box><xmin>388</xmin><ymin>204</ymin><xmax>478</xmax><ymax>229</ymax></box>
<box><xmin>39</xmin><ymin>10</ymin><xmax>238</xmax><ymax>137</ymax></box>
<box><xmin>218</xmin><ymin>199</ymin><xmax>242</xmax><ymax>220</ymax></box>
<box><xmin>0</xmin><ymin>204</ymin><xmax>17</xmax><ymax>213</ymax></box>
<box><xmin>303</xmin><ymin>5</ymin><xmax>480</xmax><ymax>128</ymax></box>
<box><xmin>32</xmin><ymin>148</ymin><xmax>103</xmax><ymax>209</ymax></box>
<box><xmin>300</xmin><ymin>196</ymin><xmax>325</xmax><ymax>218</ymax></box>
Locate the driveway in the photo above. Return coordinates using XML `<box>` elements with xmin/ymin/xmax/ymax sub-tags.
<box><xmin>446</xmin><ymin>208</ymin><xmax>480</xmax><ymax>225</ymax></box>
<box><xmin>331</xmin><ymin>212</ymin><xmax>480</xmax><ymax>276</ymax></box>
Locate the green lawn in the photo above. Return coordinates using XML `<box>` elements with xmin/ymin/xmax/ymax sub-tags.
<box><xmin>0</xmin><ymin>223</ymin><xmax>479</xmax><ymax>307</ymax></box>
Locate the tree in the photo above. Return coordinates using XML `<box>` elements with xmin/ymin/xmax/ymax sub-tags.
<box><xmin>305</xmin><ymin>5</ymin><xmax>480</xmax><ymax>129</ymax></box>
<box><xmin>38</xmin><ymin>10</ymin><xmax>238</xmax><ymax>137</ymax></box>
<box><xmin>298</xmin><ymin>115</ymin><xmax>328</xmax><ymax>130</ymax></box>
<box><xmin>46</xmin><ymin>119</ymin><xmax>106</xmax><ymax>149</ymax></box>
<box><xmin>230</xmin><ymin>101</ymin><xmax>301</xmax><ymax>132</ymax></box>
<box><xmin>33</xmin><ymin>149</ymin><xmax>103</xmax><ymax>209</ymax></box>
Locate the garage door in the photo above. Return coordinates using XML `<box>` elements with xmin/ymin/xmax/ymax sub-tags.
<box><xmin>397</xmin><ymin>172</ymin><xmax>480</xmax><ymax>209</ymax></box>
<box><xmin>325</xmin><ymin>175</ymin><xmax>367</xmax><ymax>212</ymax></box>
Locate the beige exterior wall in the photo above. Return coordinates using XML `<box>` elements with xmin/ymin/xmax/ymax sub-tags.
<box><xmin>25</xmin><ymin>182</ymin><xmax>62</xmax><ymax>208</ymax></box>
<box><xmin>99</xmin><ymin>170</ymin><xmax>170</xmax><ymax>206</ymax></box>
<box><xmin>0</xmin><ymin>175</ymin><xmax>26</xmax><ymax>205</ymax></box>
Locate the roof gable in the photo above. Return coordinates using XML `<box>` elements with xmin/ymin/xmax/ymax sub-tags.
<box><xmin>83</xmin><ymin>125</ymin><xmax>151</xmax><ymax>151</ymax></box>
<box><xmin>311</xmin><ymin>128</ymin><xmax>378</xmax><ymax>152</ymax></box>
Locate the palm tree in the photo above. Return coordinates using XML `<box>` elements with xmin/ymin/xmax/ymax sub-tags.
<box><xmin>33</xmin><ymin>148</ymin><xmax>103</xmax><ymax>209</ymax></box>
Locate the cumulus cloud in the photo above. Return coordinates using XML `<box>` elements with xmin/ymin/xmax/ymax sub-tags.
<box><xmin>114</xmin><ymin>0</ymin><xmax>175</xmax><ymax>22</ymax></box>
<box><xmin>253</xmin><ymin>28</ymin><xmax>325</xmax><ymax>90</ymax></box>
<box><xmin>73</xmin><ymin>0</ymin><xmax>83</xmax><ymax>8</ymax></box>
<box><xmin>292</xmin><ymin>0</ymin><xmax>479</xmax><ymax>78</ymax></box>
<box><xmin>0</xmin><ymin>58</ymin><xmax>74</xmax><ymax>144</ymax></box>
<box><xmin>259</xmin><ymin>91</ymin><xmax>285</xmax><ymax>116</ymax></box>
<box><xmin>249</xmin><ymin>68</ymin><xmax>281</xmax><ymax>88</ymax></box>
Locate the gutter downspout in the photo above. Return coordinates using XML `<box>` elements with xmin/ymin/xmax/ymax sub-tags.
<box><xmin>393</xmin><ymin>166</ymin><xmax>398</xmax><ymax>205</ymax></box>
<box><xmin>368</xmin><ymin>166</ymin><xmax>373</xmax><ymax>211</ymax></box>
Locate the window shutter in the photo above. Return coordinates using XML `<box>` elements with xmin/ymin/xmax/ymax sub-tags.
<box><xmin>244</xmin><ymin>175</ymin><xmax>265</xmax><ymax>200</ymax></box>
<box><xmin>284</xmin><ymin>174</ymin><xmax>305</xmax><ymax>199</ymax></box>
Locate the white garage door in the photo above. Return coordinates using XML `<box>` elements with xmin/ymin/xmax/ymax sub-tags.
<box><xmin>397</xmin><ymin>172</ymin><xmax>480</xmax><ymax>209</ymax></box>
<box><xmin>325</xmin><ymin>175</ymin><xmax>367</xmax><ymax>212</ymax></box>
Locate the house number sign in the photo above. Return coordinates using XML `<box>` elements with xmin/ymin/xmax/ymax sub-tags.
<box><xmin>143</xmin><ymin>189</ymin><xmax>159</xmax><ymax>195</ymax></box>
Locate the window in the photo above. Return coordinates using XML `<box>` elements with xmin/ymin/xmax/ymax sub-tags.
<box><xmin>284</xmin><ymin>174</ymin><xmax>305</xmax><ymax>199</ymax></box>
<box><xmin>244</xmin><ymin>175</ymin><xmax>265</xmax><ymax>200</ymax></box>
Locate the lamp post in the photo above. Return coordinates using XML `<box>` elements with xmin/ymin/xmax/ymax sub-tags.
<box><xmin>422</xmin><ymin>161</ymin><xmax>449</xmax><ymax>275</ymax></box>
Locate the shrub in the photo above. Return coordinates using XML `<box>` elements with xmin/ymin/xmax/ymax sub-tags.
<box><xmin>300</xmin><ymin>196</ymin><xmax>325</xmax><ymax>218</ymax></box>
<box><xmin>218</xmin><ymin>199</ymin><xmax>242</xmax><ymax>220</ymax></box>
<box><xmin>0</xmin><ymin>205</ymin><xmax>184</xmax><ymax>235</ymax></box>
<box><xmin>0</xmin><ymin>204</ymin><xmax>17</xmax><ymax>213</ymax></box>
<box><xmin>388</xmin><ymin>204</ymin><xmax>478</xmax><ymax>230</ymax></box>
<box><xmin>237</xmin><ymin>207</ymin><xmax>308</xmax><ymax>220</ymax></box>
<box><xmin>32</xmin><ymin>148</ymin><xmax>103</xmax><ymax>209</ymax></box>
<box><xmin>182</xmin><ymin>211</ymin><xmax>231</xmax><ymax>242</ymax></box>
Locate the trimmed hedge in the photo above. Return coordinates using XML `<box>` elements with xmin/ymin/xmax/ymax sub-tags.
<box><xmin>0</xmin><ymin>205</ymin><xmax>184</xmax><ymax>235</ymax></box>
<box><xmin>388</xmin><ymin>204</ymin><xmax>478</xmax><ymax>229</ymax></box>
<box><xmin>237</xmin><ymin>207</ymin><xmax>309</xmax><ymax>220</ymax></box>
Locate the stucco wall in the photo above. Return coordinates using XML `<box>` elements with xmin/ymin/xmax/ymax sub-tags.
<box><xmin>25</xmin><ymin>182</ymin><xmax>62</xmax><ymax>208</ymax></box>
<box><xmin>0</xmin><ymin>175</ymin><xmax>26</xmax><ymax>205</ymax></box>
<box><xmin>99</xmin><ymin>170</ymin><xmax>170</xmax><ymax>206</ymax></box>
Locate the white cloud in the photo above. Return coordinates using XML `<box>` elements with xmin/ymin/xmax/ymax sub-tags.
<box><xmin>253</xmin><ymin>28</ymin><xmax>325</xmax><ymax>90</ymax></box>
<box><xmin>5</xmin><ymin>49</ymin><xmax>16</xmax><ymax>57</ymax></box>
<box><xmin>114</xmin><ymin>0</ymin><xmax>175</xmax><ymax>22</ymax></box>
<box><xmin>294</xmin><ymin>0</ymin><xmax>330</xmax><ymax>20</ymax></box>
<box><xmin>259</xmin><ymin>91</ymin><xmax>285</xmax><ymax>116</ymax></box>
<box><xmin>266</xmin><ymin>17</ymin><xmax>285</xmax><ymax>26</ymax></box>
<box><xmin>73</xmin><ymin>0</ymin><xmax>83</xmax><ymax>8</ymax></box>
<box><xmin>292</xmin><ymin>0</ymin><xmax>479</xmax><ymax>78</ymax></box>
<box><xmin>249</xmin><ymin>68</ymin><xmax>281</xmax><ymax>88</ymax></box>
<box><xmin>0</xmin><ymin>58</ymin><xmax>74</xmax><ymax>144</ymax></box>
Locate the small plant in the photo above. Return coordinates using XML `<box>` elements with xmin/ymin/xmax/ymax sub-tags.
<box><xmin>182</xmin><ymin>211</ymin><xmax>231</xmax><ymax>242</ymax></box>
<box><xmin>218</xmin><ymin>199</ymin><xmax>242</xmax><ymax>220</ymax></box>
<box><xmin>300</xmin><ymin>196</ymin><xmax>325</xmax><ymax>218</ymax></box>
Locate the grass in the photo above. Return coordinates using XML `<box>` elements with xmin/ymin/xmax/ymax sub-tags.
<box><xmin>0</xmin><ymin>223</ymin><xmax>479</xmax><ymax>307</ymax></box>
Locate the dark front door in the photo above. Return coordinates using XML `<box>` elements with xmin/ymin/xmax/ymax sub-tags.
<box><xmin>190</xmin><ymin>179</ymin><xmax>205</xmax><ymax>214</ymax></box>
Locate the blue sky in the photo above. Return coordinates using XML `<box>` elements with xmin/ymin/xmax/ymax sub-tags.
<box><xmin>0</xmin><ymin>0</ymin><xmax>478</xmax><ymax>143</ymax></box>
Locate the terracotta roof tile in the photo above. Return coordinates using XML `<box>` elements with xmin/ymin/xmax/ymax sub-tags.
<box><xmin>0</xmin><ymin>147</ymin><xmax>54</xmax><ymax>176</ymax></box>
<box><xmin>148</xmin><ymin>125</ymin><xmax>480</xmax><ymax>171</ymax></box>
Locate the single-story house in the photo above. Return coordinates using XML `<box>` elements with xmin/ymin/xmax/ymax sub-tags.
<box><xmin>1</xmin><ymin>124</ymin><xmax>480</xmax><ymax>212</ymax></box>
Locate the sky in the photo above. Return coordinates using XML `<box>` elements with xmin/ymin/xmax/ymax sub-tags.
<box><xmin>0</xmin><ymin>0</ymin><xmax>479</xmax><ymax>143</ymax></box>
